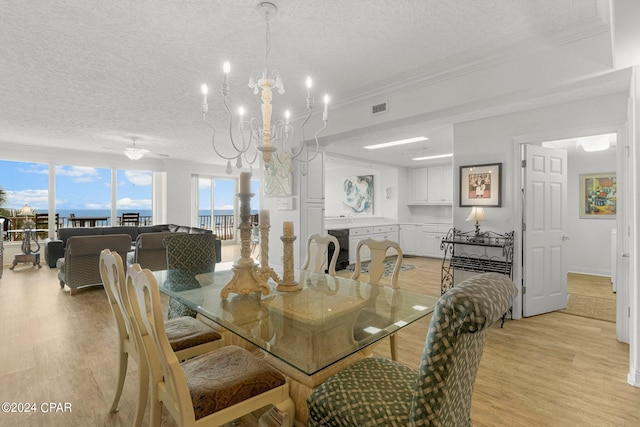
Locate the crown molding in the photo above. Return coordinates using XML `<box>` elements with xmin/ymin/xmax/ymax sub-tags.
<box><xmin>334</xmin><ymin>18</ymin><xmax>611</xmax><ymax>111</ymax></box>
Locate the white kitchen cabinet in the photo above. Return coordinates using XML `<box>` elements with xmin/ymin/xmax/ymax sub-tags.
<box><xmin>349</xmin><ymin>227</ymin><xmax>373</xmax><ymax>264</ymax></box>
<box><xmin>373</xmin><ymin>225</ymin><xmax>399</xmax><ymax>257</ymax></box>
<box><xmin>411</xmin><ymin>168</ymin><xmax>429</xmax><ymax>204</ymax></box>
<box><xmin>399</xmin><ymin>224</ymin><xmax>417</xmax><ymax>255</ymax></box>
<box><xmin>410</xmin><ymin>165</ymin><xmax>452</xmax><ymax>205</ymax></box>
<box><xmin>419</xmin><ymin>224</ymin><xmax>452</xmax><ymax>258</ymax></box>
<box><xmin>427</xmin><ymin>165</ymin><xmax>453</xmax><ymax>204</ymax></box>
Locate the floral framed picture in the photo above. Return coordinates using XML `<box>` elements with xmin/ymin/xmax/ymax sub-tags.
<box><xmin>579</xmin><ymin>172</ymin><xmax>616</xmax><ymax>218</ymax></box>
<box><xmin>459</xmin><ymin>163</ymin><xmax>502</xmax><ymax>207</ymax></box>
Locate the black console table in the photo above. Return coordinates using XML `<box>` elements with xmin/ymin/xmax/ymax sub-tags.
<box><xmin>440</xmin><ymin>228</ymin><xmax>515</xmax><ymax>325</ymax></box>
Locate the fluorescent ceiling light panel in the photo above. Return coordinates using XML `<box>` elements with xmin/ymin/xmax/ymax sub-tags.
<box><xmin>412</xmin><ymin>153</ymin><xmax>453</xmax><ymax>161</ymax></box>
<box><xmin>364</xmin><ymin>136</ymin><xmax>428</xmax><ymax>149</ymax></box>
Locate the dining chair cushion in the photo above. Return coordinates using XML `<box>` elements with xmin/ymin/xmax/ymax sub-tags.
<box><xmin>307</xmin><ymin>356</ymin><xmax>415</xmax><ymax>426</ymax></box>
<box><xmin>165</xmin><ymin>316</ymin><xmax>223</xmax><ymax>353</ymax></box>
<box><xmin>182</xmin><ymin>345</ymin><xmax>286</xmax><ymax>420</ymax></box>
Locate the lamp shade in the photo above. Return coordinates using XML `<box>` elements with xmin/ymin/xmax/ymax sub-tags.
<box><xmin>466</xmin><ymin>207</ymin><xmax>486</xmax><ymax>222</ymax></box>
<box><xmin>19</xmin><ymin>204</ymin><xmax>34</xmax><ymax>216</ymax></box>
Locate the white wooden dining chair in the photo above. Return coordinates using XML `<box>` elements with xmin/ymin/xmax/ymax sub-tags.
<box><xmin>351</xmin><ymin>238</ymin><xmax>404</xmax><ymax>361</ymax></box>
<box><xmin>125</xmin><ymin>263</ymin><xmax>295</xmax><ymax>427</ymax></box>
<box><xmin>99</xmin><ymin>250</ymin><xmax>224</xmax><ymax>427</ymax></box>
<box><xmin>301</xmin><ymin>233</ymin><xmax>340</xmax><ymax>275</ymax></box>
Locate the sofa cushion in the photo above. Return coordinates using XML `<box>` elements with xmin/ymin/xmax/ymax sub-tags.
<box><xmin>139</xmin><ymin>224</ymin><xmax>170</xmax><ymax>234</ymax></box>
<box><xmin>58</xmin><ymin>227</ymin><xmax>103</xmax><ymax>246</ymax></box>
<box><xmin>134</xmin><ymin>231</ymin><xmax>181</xmax><ymax>271</ymax></box>
<box><xmin>168</xmin><ymin>224</ymin><xmax>212</xmax><ymax>234</ymax></box>
<box><xmin>104</xmin><ymin>226</ymin><xmax>139</xmax><ymax>242</ymax></box>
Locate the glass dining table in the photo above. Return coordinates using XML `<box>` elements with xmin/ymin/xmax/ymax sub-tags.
<box><xmin>154</xmin><ymin>265</ymin><xmax>438</xmax><ymax>376</ymax></box>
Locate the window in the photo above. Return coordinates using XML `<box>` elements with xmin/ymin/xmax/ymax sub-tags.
<box><xmin>117</xmin><ymin>169</ymin><xmax>153</xmax><ymax>225</ymax></box>
<box><xmin>0</xmin><ymin>160</ymin><xmax>154</xmax><ymax>237</ymax></box>
<box><xmin>56</xmin><ymin>164</ymin><xmax>111</xmax><ymax>226</ymax></box>
<box><xmin>196</xmin><ymin>176</ymin><xmax>260</xmax><ymax>241</ymax></box>
<box><xmin>0</xmin><ymin>160</ymin><xmax>49</xmax><ymax>237</ymax></box>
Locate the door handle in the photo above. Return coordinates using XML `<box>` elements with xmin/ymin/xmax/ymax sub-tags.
<box><xmin>622</xmin><ymin>253</ymin><xmax>630</xmax><ymax>258</ymax></box>
<box><xmin>562</xmin><ymin>236</ymin><xmax>570</xmax><ymax>241</ymax></box>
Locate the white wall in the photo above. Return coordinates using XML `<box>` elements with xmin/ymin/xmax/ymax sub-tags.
<box><xmin>453</xmin><ymin>91</ymin><xmax>628</xmax><ymax>319</ymax></box>
<box><xmin>453</xmin><ymin>92</ymin><xmax>628</xmax><ymax>234</ymax></box>
<box><xmin>566</xmin><ymin>150</ymin><xmax>617</xmax><ymax>276</ymax></box>
<box><xmin>324</xmin><ymin>163</ymin><xmax>398</xmax><ymax>220</ymax></box>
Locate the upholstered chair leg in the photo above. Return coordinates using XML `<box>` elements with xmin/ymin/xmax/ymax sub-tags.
<box><xmin>109</xmin><ymin>349</ymin><xmax>128</xmax><ymax>413</ymax></box>
<box><xmin>390</xmin><ymin>333</ymin><xmax>398</xmax><ymax>361</ymax></box>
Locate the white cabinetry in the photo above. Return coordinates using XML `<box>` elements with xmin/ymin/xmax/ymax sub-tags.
<box><xmin>411</xmin><ymin>168</ymin><xmax>429</xmax><ymax>204</ymax></box>
<box><xmin>399</xmin><ymin>224</ymin><xmax>417</xmax><ymax>255</ymax></box>
<box><xmin>373</xmin><ymin>225</ymin><xmax>399</xmax><ymax>257</ymax></box>
<box><xmin>427</xmin><ymin>165</ymin><xmax>453</xmax><ymax>204</ymax></box>
<box><xmin>349</xmin><ymin>227</ymin><xmax>373</xmax><ymax>264</ymax></box>
<box><xmin>420</xmin><ymin>224</ymin><xmax>452</xmax><ymax>258</ymax></box>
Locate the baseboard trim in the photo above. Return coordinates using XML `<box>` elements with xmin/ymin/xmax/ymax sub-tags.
<box><xmin>627</xmin><ymin>369</ymin><xmax>640</xmax><ymax>387</ymax></box>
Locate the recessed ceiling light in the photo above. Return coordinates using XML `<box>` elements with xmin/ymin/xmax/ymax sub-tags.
<box><xmin>364</xmin><ymin>136</ymin><xmax>428</xmax><ymax>149</ymax></box>
<box><xmin>412</xmin><ymin>153</ymin><xmax>453</xmax><ymax>161</ymax></box>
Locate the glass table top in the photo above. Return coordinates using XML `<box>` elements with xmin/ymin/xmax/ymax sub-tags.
<box><xmin>153</xmin><ymin>266</ymin><xmax>438</xmax><ymax>376</ymax></box>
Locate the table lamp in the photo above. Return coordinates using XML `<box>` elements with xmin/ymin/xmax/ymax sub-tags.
<box><xmin>466</xmin><ymin>206</ymin><xmax>486</xmax><ymax>238</ymax></box>
<box><xmin>19</xmin><ymin>204</ymin><xmax>40</xmax><ymax>254</ymax></box>
<box><xmin>20</xmin><ymin>204</ymin><xmax>35</xmax><ymax>229</ymax></box>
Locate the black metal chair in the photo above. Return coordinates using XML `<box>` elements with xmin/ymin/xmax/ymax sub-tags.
<box><xmin>34</xmin><ymin>213</ymin><xmax>59</xmax><ymax>238</ymax></box>
<box><xmin>120</xmin><ymin>212</ymin><xmax>140</xmax><ymax>226</ymax></box>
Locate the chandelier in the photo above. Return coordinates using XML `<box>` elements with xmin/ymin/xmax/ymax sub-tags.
<box><xmin>200</xmin><ymin>1</ymin><xmax>329</xmax><ymax>174</ymax></box>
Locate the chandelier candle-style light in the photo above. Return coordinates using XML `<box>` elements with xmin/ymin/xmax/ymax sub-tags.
<box><xmin>201</xmin><ymin>1</ymin><xmax>329</xmax><ymax>173</ymax></box>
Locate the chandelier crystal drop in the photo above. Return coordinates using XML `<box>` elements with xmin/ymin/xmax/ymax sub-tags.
<box><xmin>200</xmin><ymin>1</ymin><xmax>329</xmax><ymax>174</ymax></box>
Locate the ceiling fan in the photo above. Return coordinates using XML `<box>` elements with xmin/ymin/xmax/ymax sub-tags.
<box><xmin>101</xmin><ymin>136</ymin><xmax>169</xmax><ymax>160</ymax></box>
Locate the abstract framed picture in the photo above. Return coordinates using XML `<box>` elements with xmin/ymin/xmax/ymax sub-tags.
<box><xmin>263</xmin><ymin>153</ymin><xmax>293</xmax><ymax>197</ymax></box>
<box><xmin>343</xmin><ymin>175</ymin><xmax>373</xmax><ymax>214</ymax></box>
<box><xmin>579</xmin><ymin>172</ymin><xmax>616</xmax><ymax>218</ymax></box>
<box><xmin>459</xmin><ymin>163</ymin><xmax>502</xmax><ymax>207</ymax></box>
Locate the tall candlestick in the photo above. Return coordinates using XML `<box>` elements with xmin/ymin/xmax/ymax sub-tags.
<box><xmin>283</xmin><ymin>221</ymin><xmax>293</xmax><ymax>238</ymax></box>
<box><xmin>220</xmin><ymin>191</ymin><xmax>269</xmax><ymax>298</ymax></box>
<box><xmin>240</xmin><ymin>172</ymin><xmax>251</xmax><ymax>194</ymax></box>
<box><xmin>260</xmin><ymin>210</ymin><xmax>270</xmax><ymax>227</ymax></box>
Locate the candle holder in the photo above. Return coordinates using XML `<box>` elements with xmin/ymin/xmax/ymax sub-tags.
<box><xmin>220</xmin><ymin>192</ymin><xmax>270</xmax><ymax>298</ymax></box>
<box><xmin>277</xmin><ymin>234</ymin><xmax>301</xmax><ymax>292</ymax></box>
<box><xmin>258</xmin><ymin>221</ymin><xmax>280</xmax><ymax>283</ymax></box>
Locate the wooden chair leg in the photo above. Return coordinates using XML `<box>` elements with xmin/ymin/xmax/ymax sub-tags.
<box><xmin>149</xmin><ymin>387</ymin><xmax>163</xmax><ymax>427</ymax></box>
<box><xmin>133</xmin><ymin>356</ymin><xmax>149</xmax><ymax>427</ymax></box>
<box><xmin>109</xmin><ymin>350</ymin><xmax>128</xmax><ymax>413</ymax></box>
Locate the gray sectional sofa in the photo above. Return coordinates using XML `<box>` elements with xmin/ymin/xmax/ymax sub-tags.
<box><xmin>46</xmin><ymin>224</ymin><xmax>222</xmax><ymax>295</ymax></box>
<box><xmin>44</xmin><ymin>224</ymin><xmax>221</xmax><ymax>268</ymax></box>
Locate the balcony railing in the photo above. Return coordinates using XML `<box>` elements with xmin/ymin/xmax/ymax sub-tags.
<box><xmin>1</xmin><ymin>213</ymin><xmax>251</xmax><ymax>242</ymax></box>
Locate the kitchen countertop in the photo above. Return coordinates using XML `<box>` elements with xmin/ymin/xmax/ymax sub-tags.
<box><xmin>325</xmin><ymin>220</ymin><xmax>452</xmax><ymax>230</ymax></box>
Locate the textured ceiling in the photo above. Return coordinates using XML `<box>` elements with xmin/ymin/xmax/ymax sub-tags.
<box><xmin>0</xmin><ymin>0</ymin><xmax>609</xmax><ymax>167</ymax></box>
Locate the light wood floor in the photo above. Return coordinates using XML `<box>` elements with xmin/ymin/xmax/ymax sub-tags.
<box><xmin>1</xmin><ymin>256</ymin><xmax>639</xmax><ymax>426</ymax></box>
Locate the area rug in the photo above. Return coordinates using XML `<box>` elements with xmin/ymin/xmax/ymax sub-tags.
<box><xmin>344</xmin><ymin>258</ymin><xmax>415</xmax><ymax>278</ymax></box>
<box><xmin>561</xmin><ymin>294</ymin><xmax>616</xmax><ymax>322</ymax></box>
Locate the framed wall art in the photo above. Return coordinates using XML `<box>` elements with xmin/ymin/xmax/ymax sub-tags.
<box><xmin>579</xmin><ymin>172</ymin><xmax>616</xmax><ymax>218</ymax></box>
<box><xmin>459</xmin><ymin>163</ymin><xmax>502</xmax><ymax>207</ymax></box>
<box><xmin>343</xmin><ymin>175</ymin><xmax>373</xmax><ymax>214</ymax></box>
<box><xmin>263</xmin><ymin>153</ymin><xmax>293</xmax><ymax>197</ymax></box>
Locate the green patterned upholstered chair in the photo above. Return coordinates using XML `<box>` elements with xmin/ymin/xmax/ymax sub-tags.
<box><xmin>163</xmin><ymin>233</ymin><xmax>217</xmax><ymax>319</ymax></box>
<box><xmin>307</xmin><ymin>272</ymin><xmax>517</xmax><ymax>427</ymax></box>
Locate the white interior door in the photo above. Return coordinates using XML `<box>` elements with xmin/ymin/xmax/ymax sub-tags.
<box><xmin>523</xmin><ymin>145</ymin><xmax>568</xmax><ymax>317</ymax></box>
